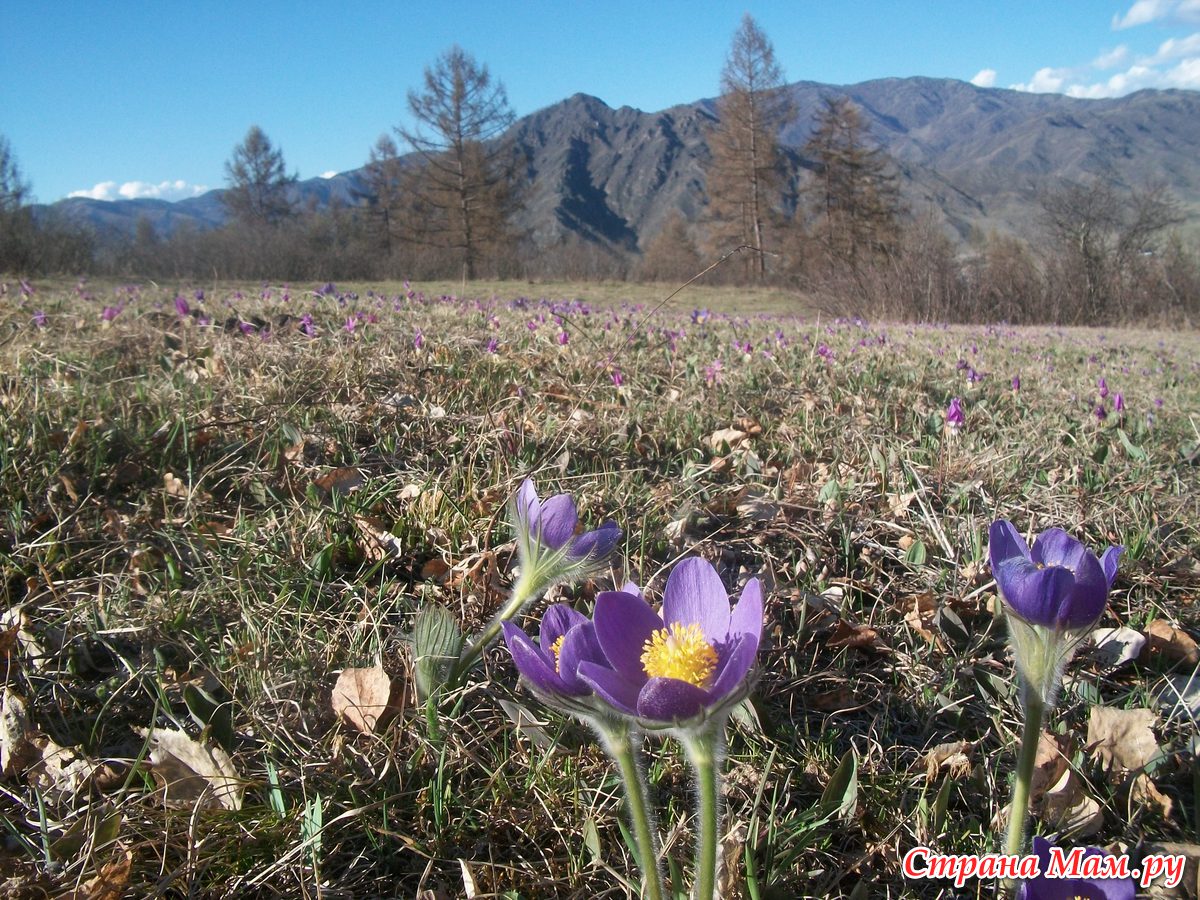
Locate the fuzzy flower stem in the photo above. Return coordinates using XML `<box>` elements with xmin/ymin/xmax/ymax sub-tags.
<box><xmin>594</xmin><ymin>718</ymin><xmax>665</xmax><ymax>900</ymax></box>
<box><xmin>680</xmin><ymin>725</ymin><xmax>724</xmax><ymax>900</ymax></box>
<box><xmin>450</xmin><ymin>571</ymin><xmax>538</xmax><ymax>686</ymax></box>
<box><xmin>1004</xmin><ymin>693</ymin><xmax>1045</xmax><ymax>860</ymax></box>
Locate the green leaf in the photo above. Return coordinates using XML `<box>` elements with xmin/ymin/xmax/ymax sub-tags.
<box><xmin>818</xmin><ymin>748</ymin><xmax>858</xmax><ymax>821</ymax></box>
<box><xmin>413</xmin><ymin>603</ymin><xmax>463</xmax><ymax>702</ymax></box>
<box><xmin>582</xmin><ymin>816</ymin><xmax>602</xmax><ymax>865</ymax></box>
<box><xmin>818</xmin><ymin>479</ymin><xmax>840</xmax><ymax>504</ymax></box>
<box><xmin>904</xmin><ymin>540</ymin><xmax>927</xmax><ymax>567</ymax></box>
<box><xmin>1116</xmin><ymin>428</ymin><xmax>1147</xmax><ymax>461</ymax></box>
<box><xmin>932</xmin><ymin>774</ymin><xmax>952</xmax><ymax>836</ymax></box>
<box><xmin>183</xmin><ymin>683</ymin><xmax>235</xmax><ymax>752</ymax></box>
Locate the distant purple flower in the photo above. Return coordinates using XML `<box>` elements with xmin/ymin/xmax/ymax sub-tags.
<box><xmin>704</xmin><ymin>359</ymin><xmax>724</xmax><ymax>386</ymax></box>
<box><xmin>691</xmin><ymin>308</ymin><xmax>710</xmax><ymax>325</ymax></box>
<box><xmin>1097</xmin><ymin>377</ymin><xmax>1109</xmax><ymax>399</ymax></box>
<box><xmin>610</xmin><ymin>368</ymin><xmax>624</xmax><ymax>387</ymax></box>
<box><xmin>1095</xmin><ymin>403</ymin><xmax>1108</xmax><ymax>421</ymax></box>
<box><xmin>578</xmin><ymin>558</ymin><xmax>763</xmax><ymax>724</ymax></box>
<box><xmin>343</xmin><ymin>316</ymin><xmax>357</xmax><ymax>334</ymax></box>
<box><xmin>816</xmin><ymin>342</ymin><xmax>834</xmax><ymax>361</ymax></box>
<box><xmin>1012</xmin><ymin>375</ymin><xmax>1021</xmax><ymax>392</ymax></box>
<box><xmin>20</xmin><ymin>279</ymin><xmax>34</xmax><ymax>298</ymax></box>
<box><xmin>298</xmin><ymin>313</ymin><xmax>315</xmax><ymax>337</ymax></box>
<box><xmin>1016</xmin><ymin>836</ymin><xmax>1135</xmax><ymax>900</ymax></box>
<box><xmin>557</xmin><ymin>330</ymin><xmax>570</xmax><ymax>345</ymax></box>
<box><xmin>485</xmin><ymin>336</ymin><xmax>499</xmax><ymax>354</ymax></box>
<box><xmin>989</xmin><ymin>521</ymin><xmax>1121</xmax><ymax>632</ymax></box>
<box><xmin>1113</xmin><ymin>393</ymin><xmax>1125</xmax><ymax>413</ymax></box>
<box><xmin>966</xmin><ymin>367</ymin><xmax>983</xmax><ymax>384</ymax></box>
<box><xmin>101</xmin><ymin>305</ymin><xmax>122</xmax><ymax>322</ymax></box>
<box><xmin>194</xmin><ymin>289</ymin><xmax>205</xmax><ymax>302</ymax></box>
<box><xmin>946</xmin><ymin>397</ymin><xmax>965</xmax><ymax>431</ymax></box>
<box><xmin>174</xmin><ymin>295</ymin><xmax>191</xmax><ymax>317</ymax></box>
<box><xmin>32</xmin><ymin>310</ymin><xmax>47</xmax><ymax>328</ymax></box>
<box><xmin>413</xmin><ymin>328</ymin><xmax>424</xmax><ymax>350</ymax></box>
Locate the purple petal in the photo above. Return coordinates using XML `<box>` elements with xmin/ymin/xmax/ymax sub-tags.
<box><xmin>515</xmin><ymin>479</ymin><xmax>539</xmax><ymax>531</ymax></box>
<box><xmin>662</xmin><ymin>557</ymin><xmax>732</xmax><ymax>643</ymax></box>
<box><xmin>502</xmin><ymin>622</ymin><xmax>572</xmax><ymax>696</ymax></box>
<box><xmin>1100</xmin><ymin>545</ymin><xmax>1124</xmax><ymax>589</ymax></box>
<box><xmin>593</xmin><ymin>590</ymin><xmax>661</xmax><ymax>682</ymax></box>
<box><xmin>569</xmin><ymin>521</ymin><xmax>621</xmax><ymax>561</ymax></box>
<box><xmin>1058</xmin><ymin>549</ymin><xmax>1110</xmax><ymax>629</ymax></box>
<box><xmin>729</xmin><ymin>578</ymin><xmax>763</xmax><ymax>644</ymax></box>
<box><xmin>637</xmin><ymin>677</ymin><xmax>710</xmax><ymax>721</ymax></box>
<box><xmin>995</xmin><ymin>558</ymin><xmax>1078</xmax><ymax>628</ymax></box>
<box><xmin>988</xmin><ymin>520</ymin><xmax>1030</xmax><ymax>571</ymax></box>
<box><xmin>539</xmin><ymin>604</ymin><xmax>589</xmax><ymax>653</ymax></box>
<box><xmin>557</xmin><ymin>622</ymin><xmax>605</xmax><ymax>694</ymax></box>
<box><xmin>1031</xmin><ymin>528</ymin><xmax>1089</xmax><ymax>571</ymax></box>
<box><xmin>577</xmin><ymin>661</ymin><xmax>640</xmax><ymax>715</ymax></box>
<box><xmin>535</xmin><ymin>494</ymin><xmax>579</xmax><ymax>549</ymax></box>
<box><xmin>707</xmin><ymin>634</ymin><xmax>758</xmax><ymax>701</ymax></box>
<box><xmin>619</xmin><ymin>581</ymin><xmax>643</xmax><ymax>597</ymax></box>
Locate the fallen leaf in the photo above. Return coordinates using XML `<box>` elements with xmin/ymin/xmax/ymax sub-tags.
<box><xmin>719</xmin><ymin>820</ymin><xmax>747</xmax><ymax>898</ymax></box>
<box><xmin>30</xmin><ymin>738</ymin><xmax>101</xmax><ymax>800</ymax></box>
<box><xmin>708</xmin><ymin>427</ymin><xmax>749</xmax><ymax>451</ymax></box>
<box><xmin>1132</xmin><ymin>772</ymin><xmax>1174</xmax><ymax>819</ymax></box>
<box><xmin>1</xmin><ymin>688</ymin><xmax>36</xmax><ymax>776</ymax></box>
<box><xmin>459</xmin><ymin>859</ymin><xmax>479</xmax><ymax>899</ymax></box>
<box><xmin>1040</xmin><ymin>769</ymin><xmax>1104</xmax><ymax>839</ymax></box>
<box><xmin>313</xmin><ymin>467</ymin><xmax>365</xmax><ymax>501</ymax></box>
<box><xmin>1087</xmin><ymin>706</ymin><xmax>1160</xmax><ymax>772</ymax></box>
<box><xmin>827</xmin><ymin>619</ymin><xmax>884</xmax><ymax>652</ymax></box>
<box><xmin>923</xmin><ymin>740</ymin><xmax>973</xmax><ymax>782</ymax></box>
<box><xmin>1031</xmin><ymin>732</ymin><xmax>1073</xmax><ymax>805</ymax></box>
<box><xmin>71</xmin><ymin>849</ymin><xmax>132</xmax><ymax>900</ymax></box>
<box><xmin>332</xmin><ymin>666</ymin><xmax>402</xmax><ymax>734</ymax></box>
<box><xmin>810</xmin><ymin>685</ymin><xmax>861</xmax><ymax>712</ymax></box>
<box><xmin>353</xmin><ymin>515</ymin><xmax>402</xmax><ymax>563</ymax></box>
<box><xmin>1091</xmin><ymin>626</ymin><xmax>1146</xmax><ymax>669</ymax></box>
<box><xmin>137</xmin><ymin>727</ymin><xmax>243</xmax><ymax>811</ymax></box>
<box><xmin>1145</xmin><ymin>619</ymin><xmax>1200</xmax><ymax>666</ymax></box>
<box><xmin>905</xmin><ymin>592</ymin><xmax>943</xmax><ymax>648</ymax></box>
<box><xmin>162</xmin><ymin>472</ymin><xmax>189</xmax><ymax>498</ymax></box>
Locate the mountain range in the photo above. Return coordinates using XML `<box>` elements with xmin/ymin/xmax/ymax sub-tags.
<box><xmin>39</xmin><ymin>76</ymin><xmax>1200</xmax><ymax>254</ymax></box>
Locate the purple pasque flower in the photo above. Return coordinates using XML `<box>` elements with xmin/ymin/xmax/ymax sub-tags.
<box><xmin>989</xmin><ymin>521</ymin><xmax>1121</xmax><ymax>631</ymax></box>
<box><xmin>512</xmin><ymin>479</ymin><xmax>621</xmax><ymax>586</ymax></box>
<box><xmin>502</xmin><ymin>603</ymin><xmax>606</xmax><ymax>704</ymax></box>
<box><xmin>31</xmin><ymin>310</ymin><xmax>47</xmax><ymax>328</ymax></box>
<box><xmin>579</xmin><ymin>558</ymin><xmax>763</xmax><ymax>725</ymax></box>
<box><xmin>174</xmin><ymin>295</ymin><xmax>191</xmax><ymax>317</ymax></box>
<box><xmin>1016</xmin><ymin>836</ymin><xmax>1135</xmax><ymax>900</ymax></box>
<box><xmin>946</xmin><ymin>397</ymin><xmax>965</xmax><ymax>431</ymax></box>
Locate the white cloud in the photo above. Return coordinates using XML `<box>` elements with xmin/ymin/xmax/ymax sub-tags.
<box><xmin>1113</xmin><ymin>0</ymin><xmax>1200</xmax><ymax>28</ymax></box>
<box><xmin>1092</xmin><ymin>45</ymin><xmax>1130</xmax><ymax>69</ymax></box>
<box><xmin>67</xmin><ymin>180</ymin><xmax>208</xmax><ymax>202</ymax></box>
<box><xmin>1010</xmin><ymin>67</ymin><xmax>1069</xmax><ymax>93</ymax></box>
<box><xmin>1166</xmin><ymin>55</ymin><xmax>1200</xmax><ymax>86</ymax></box>
<box><xmin>1146</xmin><ymin>31</ymin><xmax>1200</xmax><ymax>63</ymax></box>
<box><xmin>970</xmin><ymin>68</ymin><xmax>997</xmax><ymax>87</ymax></box>
<box><xmin>320</xmin><ymin>170</ymin><xmax>338</xmax><ymax>179</ymax></box>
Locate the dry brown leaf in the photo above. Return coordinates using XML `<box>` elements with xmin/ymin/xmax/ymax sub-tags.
<box><xmin>72</xmin><ymin>850</ymin><xmax>132</xmax><ymax>900</ymax></box>
<box><xmin>1133</xmin><ymin>772</ymin><xmax>1175</xmax><ymax>819</ymax></box>
<box><xmin>1031</xmin><ymin>732</ymin><xmax>1072</xmax><ymax>805</ymax></box>
<box><xmin>1087</xmin><ymin>706</ymin><xmax>1160</xmax><ymax>772</ymax></box>
<box><xmin>1</xmin><ymin>688</ymin><xmax>36</xmax><ymax>776</ymax></box>
<box><xmin>1040</xmin><ymin>769</ymin><xmax>1105</xmax><ymax>839</ymax></box>
<box><xmin>458</xmin><ymin>859</ymin><xmax>479</xmax><ymax>899</ymax></box>
<box><xmin>313</xmin><ymin>467</ymin><xmax>365</xmax><ymax>501</ymax></box>
<box><xmin>1145</xmin><ymin>619</ymin><xmax>1200</xmax><ymax>666</ymax></box>
<box><xmin>719</xmin><ymin>820</ymin><xmax>748</xmax><ymax>899</ymax></box>
<box><xmin>162</xmin><ymin>472</ymin><xmax>189</xmax><ymax>498</ymax></box>
<box><xmin>905</xmin><ymin>592</ymin><xmax>942</xmax><ymax>648</ymax></box>
<box><xmin>138</xmin><ymin>727</ymin><xmax>242</xmax><ymax>811</ymax></box>
<box><xmin>827</xmin><ymin>619</ymin><xmax>884</xmax><ymax>652</ymax></box>
<box><xmin>332</xmin><ymin>666</ymin><xmax>401</xmax><ymax>734</ymax></box>
<box><xmin>353</xmin><ymin>515</ymin><xmax>401</xmax><ymax>563</ymax></box>
<box><xmin>923</xmin><ymin>739</ymin><xmax>973</xmax><ymax>782</ymax></box>
<box><xmin>31</xmin><ymin>738</ymin><xmax>101</xmax><ymax>800</ymax></box>
<box><xmin>708</xmin><ymin>427</ymin><xmax>749</xmax><ymax>451</ymax></box>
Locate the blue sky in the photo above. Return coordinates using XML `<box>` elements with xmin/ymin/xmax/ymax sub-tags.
<box><xmin>4</xmin><ymin>0</ymin><xmax>1199</xmax><ymax>203</ymax></box>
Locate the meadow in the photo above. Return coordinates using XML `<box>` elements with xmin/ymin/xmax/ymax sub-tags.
<box><xmin>0</xmin><ymin>277</ymin><xmax>1198</xmax><ymax>898</ymax></box>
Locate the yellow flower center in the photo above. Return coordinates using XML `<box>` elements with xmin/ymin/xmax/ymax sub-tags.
<box><xmin>550</xmin><ymin>635</ymin><xmax>565</xmax><ymax>673</ymax></box>
<box><xmin>641</xmin><ymin>622</ymin><xmax>718</xmax><ymax>688</ymax></box>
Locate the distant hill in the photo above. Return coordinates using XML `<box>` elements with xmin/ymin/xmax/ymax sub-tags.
<box><xmin>36</xmin><ymin>77</ymin><xmax>1200</xmax><ymax>255</ymax></box>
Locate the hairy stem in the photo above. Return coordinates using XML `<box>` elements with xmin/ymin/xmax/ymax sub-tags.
<box><xmin>596</xmin><ymin>720</ymin><xmax>665</xmax><ymax>900</ymax></box>
<box><xmin>681</xmin><ymin>727</ymin><xmax>724</xmax><ymax>900</ymax></box>
<box><xmin>1004</xmin><ymin>694</ymin><xmax>1045</xmax><ymax>860</ymax></box>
